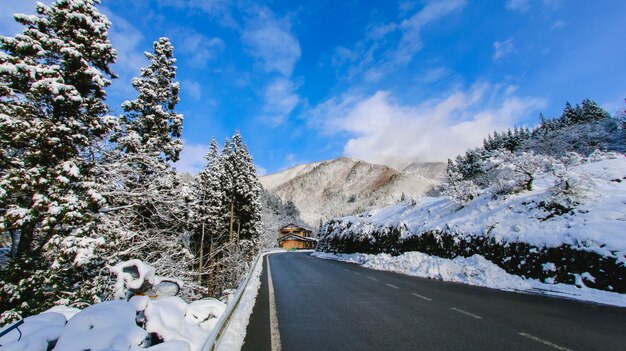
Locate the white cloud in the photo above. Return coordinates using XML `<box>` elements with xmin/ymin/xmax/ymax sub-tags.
<box><xmin>255</xmin><ymin>164</ymin><xmax>268</xmax><ymax>176</ymax></box>
<box><xmin>506</xmin><ymin>0</ymin><xmax>530</xmax><ymax>13</ymax></box>
<box><xmin>551</xmin><ymin>19</ymin><xmax>567</xmax><ymax>30</ymax></box>
<box><xmin>174</xmin><ymin>141</ymin><xmax>210</xmax><ymax>174</ymax></box>
<box><xmin>102</xmin><ymin>9</ymin><xmax>148</xmax><ymax>98</ymax></box>
<box><xmin>493</xmin><ymin>39</ymin><xmax>515</xmax><ymax>61</ymax></box>
<box><xmin>181</xmin><ymin>79</ymin><xmax>202</xmax><ymax>100</ymax></box>
<box><xmin>260</xmin><ymin>78</ymin><xmax>300</xmax><ymax>126</ymax></box>
<box><xmin>0</xmin><ymin>1</ymin><xmax>51</xmax><ymax>36</ymax></box>
<box><xmin>155</xmin><ymin>0</ymin><xmax>237</xmax><ymax>28</ymax></box>
<box><xmin>394</xmin><ymin>0</ymin><xmax>466</xmax><ymax>64</ymax></box>
<box><xmin>178</xmin><ymin>33</ymin><xmax>224</xmax><ymax>67</ymax></box>
<box><xmin>242</xmin><ymin>6</ymin><xmax>302</xmax><ymax>126</ymax></box>
<box><xmin>242</xmin><ymin>9</ymin><xmax>301</xmax><ymax>77</ymax></box>
<box><xmin>331</xmin><ymin>0</ymin><xmax>466</xmax><ymax>81</ymax></box>
<box><xmin>421</xmin><ymin>67</ymin><xmax>451</xmax><ymax>83</ymax></box>
<box><xmin>306</xmin><ymin>84</ymin><xmax>545</xmax><ymax>169</ymax></box>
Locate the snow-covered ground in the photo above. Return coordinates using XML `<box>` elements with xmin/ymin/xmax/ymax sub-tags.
<box><xmin>0</xmin><ymin>261</ymin><xmax>226</xmax><ymax>351</ymax></box>
<box><xmin>0</xmin><ymin>250</ymin><xmax>287</xmax><ymax>351</ymax></box>
<box><xmin>312</xmin><ymin>251</ymin><xmax>626</xmax><ymax>307</ymax></box>
<box><xmin>323</xmin><ymin>156</ymin><xmax>626</xmax><ymax>262</ymax></box>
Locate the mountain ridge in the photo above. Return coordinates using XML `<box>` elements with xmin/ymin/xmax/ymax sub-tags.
<box><xmin>260</xmin><ymin>157</ymin><xmax>446</xmax><ymax>225</ymax></box>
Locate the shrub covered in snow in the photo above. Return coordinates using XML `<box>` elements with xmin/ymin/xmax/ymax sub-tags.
<box><xmin>318</xmin><ymin>155</ymin><xmax>626</xmax><ymax>293</ymax></box>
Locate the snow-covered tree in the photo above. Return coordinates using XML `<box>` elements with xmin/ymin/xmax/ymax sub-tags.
<box><xmin>222</xmin><ymin>131</ymin><xmax>262</xmax><ymax>246</ymax></box>
<box><xmin>483</xmin><ymin>150</ymin><xmax>554</xmax><ymax>195</ymax></box>
<box><xmin>119</xmin><ymin>37</ymin><xmax>182</xmax><ymax>162</ymax></box>
<box><xmin>96</xmin><ymin>37</ymin><xmax>197</xmax><ymax>299</ymax></box>
<box><xmin>442</xmin><ymin>159</ymin><xmax>482</xmax><ymax>204</ymax></box>
<box><xmin>190</xmin><ymin>138</ymin><xmax>228</xmax><ymax>292</ymax></box>
<box><xmin>0</xmin><ymin>0</ymin><xmax>117</xmax><ymax>320</ymax></box>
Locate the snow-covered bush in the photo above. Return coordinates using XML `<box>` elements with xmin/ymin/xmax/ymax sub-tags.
<box><xmin>483</xmin><ymin>150</ymin><xmax>553</xmax><ymax>195</ymax></box>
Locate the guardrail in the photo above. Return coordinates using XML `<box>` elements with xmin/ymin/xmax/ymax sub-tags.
<box><xmin>201</xmin><ymin>249</ymin><xmax>273</xmax><ymax>351</ymax></box>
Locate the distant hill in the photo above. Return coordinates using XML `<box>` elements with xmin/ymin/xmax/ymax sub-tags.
<box><xmin>260</xmin><ymin>157</ymin><xmax>445</xmax><ymax>225</ymax></box>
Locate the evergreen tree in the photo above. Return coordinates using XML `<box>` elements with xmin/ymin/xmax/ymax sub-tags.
<box><xmin>0</xmin><ymin>0</ymin><xmax>117</xmax><ymax>319</ymax></box>
<box><xmin>581</xmin><ymin>99</ymin><xmax>611</xmax><ymax>122</ymax></box>
<box><xmin>227</xmin><ymin>131</ymin><xmax>262</xmax><ymax>244</ymax></box>
<box><xmin>561</xmin><ymin>102</ymin><xmax>584</xmax><ymax>126</ymax></box>
<box><xmin>191</xmin><ymin>138</ymin><xmax>226</xmax><ymax>290</ymax></box>
<box><xmin>97</xmin><ymin>37</ymin><xmax>195</xmax><ymax>299</ymax></box>
<box><xmin>119</xmin><ymin>37</ymin><xmax>182</xmax><ymax>163</ymax></box>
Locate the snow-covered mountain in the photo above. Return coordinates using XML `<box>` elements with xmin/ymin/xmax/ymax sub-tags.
<box><xmin>259</xmin><ymin>157</ymin><xmax>445</xmax><ymax>225</ymax></box>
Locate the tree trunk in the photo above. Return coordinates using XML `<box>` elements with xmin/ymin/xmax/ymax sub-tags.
<box><xmin>198</xmin><ymin>222</ymin><xmax>205</xmax><ymax>284</ymax></box>
<box><xmin>236</xmin><ymin>219</ymin><xmax>241</xmax><ymax>248</ymax></box>
<box><xmin>17</xmin><ymin>222</ymin><xmax>34</xmax><ymax>257</ymax></box>
<box><xmin>228</xmin><ymin>200</ymin><xmax>234</xmax><ymax>244</ymax></box>
<box><xmin>9</xmin><ymin>229</ymin><xmax>19</xmax><ymax>257</ymax></box>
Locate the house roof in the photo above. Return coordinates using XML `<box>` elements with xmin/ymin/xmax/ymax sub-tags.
<box><xmin>279</xmin><ymin>223</ymin><xmax>312</xmax><ymax>232</ymax></box>
<box><xmin>277</xmin><ymin>232</ymin><xmax>318</xmax><ymax>243</ymax></box>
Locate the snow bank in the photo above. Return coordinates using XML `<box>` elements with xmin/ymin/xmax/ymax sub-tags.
<box><xmin>215</xmin><ymin>250</ymin><xmax>282</xmax><ymax>351</ymax></box>
<box><xmin>313</xmin><ymin>251</ymin><xmax>626</xmax><ymax>307</ymax></box>
<box><xmin>0</xmin><ymin>261</ymin><xmax>227</xmax><ymax>351</ymax></box>
<box><xmin>323</xmin><ymin>157</ymin><xmax>626</xmax><ymax>261</ymax></box>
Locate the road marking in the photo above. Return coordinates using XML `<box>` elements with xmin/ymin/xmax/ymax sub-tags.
<box><xmin>366</xmin><ymin>276</ymin><xmax>378</xmax><ymax>281</ymax></box>
<box><xmin>411</xmin><ymin>292</ymin><xmax>433</xmax><ymax>301</ymax></box>
<box><xmin>449</xmin><ymin>307</ymin><xmax>482</xmax><ymax>319</ymax></box>
<box><xmin>353</xmin><ymin>272</ymin><xmax>362</xmax><ymax>275</ymax></box>
<box><xmin>386</xmin><ymin>283</ymin><xmax>400</xmax><ymax>289</ymax></box>
<box><xmin>518</xmin><ymin>332</ymin><xmax>573</xmax><ymax>351</ymax></box>
<box><xmin>267</xmin><ymin>258</ymin><xmax>282</xmax><ymax>351</ymax></box>
<box><xmin>343</xmin><ymin>268</ymin><xmax>350</xmax><ymax>272</ymax></box>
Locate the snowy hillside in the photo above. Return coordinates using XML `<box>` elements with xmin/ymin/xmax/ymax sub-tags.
<box><xmin>259</xmin><ymin>161</ymin><xmax>323</xmax><ymax>190</ymax></box>
<box><xmin>318</xmin><ymin>154</ymin><xmax>626</xmax><ymax>293</ymax></box>
<box><xmin>260</xmin><ymin>158</ymin><xmax>445</xmax><ymax>225</ymax></box>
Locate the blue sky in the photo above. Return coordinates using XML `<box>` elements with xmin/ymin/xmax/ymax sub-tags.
<box><xmin>2</xmin><ymin>0</ymin><xmax>625</xmax><ymax>174</ymax></box>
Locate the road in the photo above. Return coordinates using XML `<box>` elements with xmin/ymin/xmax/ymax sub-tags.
<box><xmin>242</xmin><ymin>252</ymin><xmax>626</xmax><ymax>351</ymax></box>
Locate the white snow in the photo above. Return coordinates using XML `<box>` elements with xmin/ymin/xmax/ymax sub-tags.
<box><xmin>54</xmin><ymin>301</ymin><xmax>148</xmax><ymax>351</ymax></box>
<box><xmin>0</xmin><ymin>261</ymin><xmax>227</xmax><ymax>351</ymax></box>
<box><xmin>215</xmin><ymin>250</ymin><xmax>282</xmax><ymax>351</ymax></box>
<box><xmin>312</xmin><ymin>251</ymin><xmax>626</xmax><ymax>307</ymax></box>
<box><xmin>324</xmin><ymin>157</ymin><xmax>626</xmax><ymax>261</ymax></box>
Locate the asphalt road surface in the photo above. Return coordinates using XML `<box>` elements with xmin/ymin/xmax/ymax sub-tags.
<box><xmin>242</xmin><ymin>252</ymin><xmax>626</xmax><ymax>351</ymax></box>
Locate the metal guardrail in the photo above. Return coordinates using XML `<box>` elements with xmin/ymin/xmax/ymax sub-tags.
<box><xmin>201</xmin><ymin>249</ymin><xmax>273</xmax><ymax>351</ymax></box>
<box><xmin>0</xmin><ymin>319</ymin><xmax>24</xmax><ymax>346</ymax></box>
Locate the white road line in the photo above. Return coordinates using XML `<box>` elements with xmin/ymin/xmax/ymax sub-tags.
<box><xmin>449</xmin><ymin>307</ymin><xmax>482</xmax><ymax>319</ymax></box>
<box><xmin>343</xmin><ymin>268</ymin><xmax>350</xmax><ymax>272</ymax></box>
<box><xmin>267</xmin><ymin>258</ymin><xmax>282</xmax><ymax>351</ymax></box>
<box><xmin>518</xmin><ymin>332</ymin><xmax>574</xmax><ymax>351</ymax></box>
<box><xmin>411</xmin><ymin>292</ymin><xmax>433</xmax><ymax>301</ymax></box>
<box><xmin>354</xmin><ymin>272</ymin><xmax>362</xmax><ymax>275</ymax></box>
<box><xmin>366</xmin><ymin>276</ymin><xmax>378</xmax><ymax>281</ymax></box>
<box><xmin>386</xmin><ymin>284</ymin><xmax>400</xmax><ymax>289</ymax></box>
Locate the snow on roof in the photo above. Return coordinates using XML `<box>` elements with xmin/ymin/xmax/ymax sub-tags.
<box><xmin>278</xmin><ymin>232</ymin><xmax>318</xmax><ymax>242</ymax></box>
<box><xmin>279</xmin><ymin>223</ymin><xmax>312</xmax><ymax>231</ymax></box>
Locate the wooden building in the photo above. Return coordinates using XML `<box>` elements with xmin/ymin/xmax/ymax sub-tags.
<box><xmin>278</xmin><ymin>223</ymin><xmax>317</xmax><ymax>249</ymax></box>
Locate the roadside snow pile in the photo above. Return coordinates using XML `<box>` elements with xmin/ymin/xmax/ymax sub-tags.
<box><xmin>318</xmin><ymin>155</ymin><xmax>626</xmax><ymax>293</ymax></box>
<box><xmin>218</xmin><ymin>249</ymin><xmax>283</xmax><ymax>351</ymax></box>
<box><xmin>0</xmin><ymin>260</ymin><xmax>226</xmax><ymax>351</ymax></box>
<box><xmin>313</xmin><ymin>251</ymin><xmax>626</xmax><ymax>307</ymax></box>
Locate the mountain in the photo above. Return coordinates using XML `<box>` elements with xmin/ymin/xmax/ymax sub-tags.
<box><xmin>260</xmin><ymin>157</ymin><xmax>445</xmax><ymax>225</ymax></box>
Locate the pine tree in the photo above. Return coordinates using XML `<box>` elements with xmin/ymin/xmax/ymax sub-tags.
<box><xmin>0</xmin><ymin>0</ymin><xmax>117</xmax><ymax>319</ymax></box>
<box><xmin>581</xmin><ymin>99</ymin><xmax>611</xmax><ymax>122</ymax></box>
<box><xmin>119</xmin><ymin>37</ymin><xmax>182</xmax><ymax>162</ymax></box>
<box><xmin>191</xmin><ymin>138</ymin><xmax>226</xmax><ymax>290</ymax></box>
<box><xmin>227</xmin><ymin>131</ymin><xmax>262</xmax><ymax>244</ymax></box>
<box><xmin>97</xmin><ymin>37</ymin><xmax>195</xmax><ymax>299</ymax></box>
<box><xmin>561</xmin><ymin>102</ymin><xmax>584</xmax><ymax>126</ymax></box>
